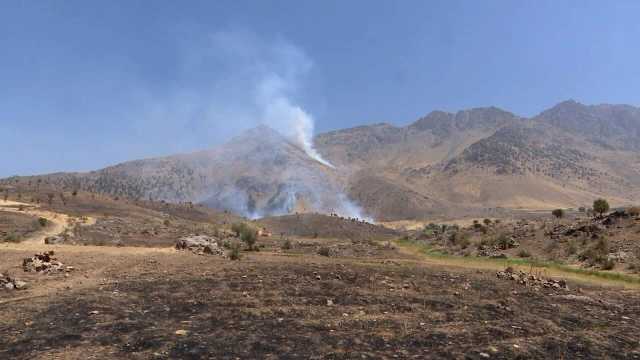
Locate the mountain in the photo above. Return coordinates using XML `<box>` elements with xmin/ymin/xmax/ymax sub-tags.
<box><xmin>534</xmin><ymin>100</ymin><xmax>640</xmax><ymax>151</ymax></box>
<box><xmin>315</xmin><ymin>102</ymin><xmax>640</xmax><ymax>219</ymax></box>
<box><xmin>5</xmin><ymin>100</ymin><xmax>640</xmax><ymax>221</ymax></box>
<box><xmin>21</xmin><ymin>126</ymin><xmax>356</xmax><ymax>218</ymax></box>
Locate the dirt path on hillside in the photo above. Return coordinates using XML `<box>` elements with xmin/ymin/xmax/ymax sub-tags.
<box><xmin>0</xmin><ymin>200</ymin><xmax>95</xmax><ymax>245</ymax></box>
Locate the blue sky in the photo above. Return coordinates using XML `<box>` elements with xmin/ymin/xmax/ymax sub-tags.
<box><xmin>2</xmin><ymin>1</ymin><xmax>640</xmax><ymax>177</ymax></box>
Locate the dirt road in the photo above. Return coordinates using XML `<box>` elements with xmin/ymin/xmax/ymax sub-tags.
<box><xmin>0</xmin><ymin>200</ymin><xmax>95</xmax><ymax>245</ymax></box>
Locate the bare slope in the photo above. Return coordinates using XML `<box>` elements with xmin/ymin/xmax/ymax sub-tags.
<box><xmin>4</xmin><ymin>100</ymin><xmax>640</xmax><ymax>221</ymax></box>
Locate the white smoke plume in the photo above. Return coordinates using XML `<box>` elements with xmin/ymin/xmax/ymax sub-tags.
<box><xmin>257</xmin><ymin>73</ymin><xmax>334</xmax><ymax>168</ymax></box>
<box><xmin>137</xmin><ymin>29</ymin><xmax>369</xmax><ymax>220</ymax></box>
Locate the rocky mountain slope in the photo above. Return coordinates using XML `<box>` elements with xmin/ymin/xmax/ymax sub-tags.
<box><xmin>4</xmin><ymin>100</ymin><xmax>640</xmax><ymax>221</ymax></box>
<box><xmin>315</xmin><ymin>101</ymin><xmax>640</xmax><ymax>219</ymax></box>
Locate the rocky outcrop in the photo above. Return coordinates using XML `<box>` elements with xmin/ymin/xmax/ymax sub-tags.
<box><xmin>175</xmin><ymin>235</ymin><xmax>226</xmax><ymax>256</ymax></box>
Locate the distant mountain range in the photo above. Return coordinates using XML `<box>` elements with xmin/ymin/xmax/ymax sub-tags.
<box><xmin>6</xmin><ymin>100</ymin><xmax>640</xmax><ymax>221</ymax></box>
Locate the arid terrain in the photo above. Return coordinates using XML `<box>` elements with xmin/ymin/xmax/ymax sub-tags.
<box><xmin>2</xmin><ymin>101</ymin><xmax>640</xmax><ymax>359</ymax></box>
<box><xmin>7</xmin><ymin>100</ymin><xmax>639</xmax><ymax>221</ymax></box>
<box><xmin>1</xmin><ymin>186</ymin><xmax>640</xmax><ymax>359</ymax></box>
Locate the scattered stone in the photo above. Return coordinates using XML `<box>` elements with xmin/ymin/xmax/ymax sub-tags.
<box><xmin>23</xmin><ymin>251</ymin><xmax>66</xmax><ymax>273</ymax></box>
<box><xmin>1</xmin><ymin>273</ymin><xmax>28</xmax><ymax>291</ymax></box>
<box><xmin>175</xmin><ymin>329</ymin><xmax>189</xmax><ymax>336</ymax></box>
<box><xmin>496</xmin><ymin>267</ymin><xmax>569</xmax><ymax>291</ymax></box>
<box><xmin>175</xmin><ymin>235</ymin><xmax>225</xmax><ymax>257</ymax></box>
<box><xmin>44</xmin><ymin>235</ymin><xmax>65</xmax><ymax>245</ymax></box>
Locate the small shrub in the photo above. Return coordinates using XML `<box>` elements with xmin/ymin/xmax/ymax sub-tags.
<box><xmin>478</xmin><ymin>236</ymin><xmax>494</xmax><ymax>248</ymax></box>
<box><xmin>496</xmin><ymin>233</ymin><xmax>511</xmax><ymax>250</ymax></box>
<box><xmin>578</xmin><ymin>237</ymin><xmax>610</xmax><ymax>266</ymax></box>
<box><xmin>628</xmin><ymin>206</ymin><xmax>640</xmax><ymax>216</ymax></box>
<box><xmin>593</xmin><ymin>198</ymin><xmax>610</xmax><ymax>217</ymax></box>
<box><xmin>282</xmin><ymin>238</ymin><xmax>292</xmax><ymax>250</ymax></box>
<box><xmin>318</xmin><ymin>247</ymin><xmax>331</xmax><ymax>257</ymax></box>
<box><xmin>229</xmin><ymin>243</ymin><xmax>242</xmax><ymax>260</ymax></box>
<box><xmin>601</xmin><ymin>258</ymin><xmax>615</xmax><ymax>270</ymax></box>
<box><xmin>483</xmin><ymin>218</ymin><xmax>492</xmax><ymax>226</ymax></box>
<box><xmin>456</xmin><ymin>233</ymin><xmax>471</xmax><ymax>249</ymax></box>
<box><xmin>551</xmin><ymin>209</ymin><xmax>565</xmax><ymax>219</ymax></box>
<box><xmin>566</xmin><ymin>240</ymin><xmax>578</xmax><ymax>256</ymax></box>
<box><xmin>232</xmin><ymin>222</ymin><xmax>249</xmax><ymax>237</ymax></box>
<box><xmin>4</xmin><ymin>233</ymin><xmax>20</xmax><ymax>243</ymax></box>
<box><xmin>517</xmin><ymin>249</ymin><xmax>531</xmax><ymax>258</ymax></box>
<box><xmin>163</xmin><ymin>219</ymin><xmax>171</xmax><ymax>227</ymax></box>
<box><xmin>240</xmin><ymin>227</ymin><xmax>257</xmax><ymax>250</ymax></box>
<box><xmin>38</xmin><ymin>217</ymin><xmax>48</xmax><ymax>227</ymax></box>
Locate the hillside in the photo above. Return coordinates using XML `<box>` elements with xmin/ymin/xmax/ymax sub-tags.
<box><xmin>3</xmin><ymin>100</ymin><xmax>640</xmax><ymax>222</ymax></box>
<box><xmin>316</xmin><ymin>102</ymin><xmax>640</xmax><ymax>219</ymax></box>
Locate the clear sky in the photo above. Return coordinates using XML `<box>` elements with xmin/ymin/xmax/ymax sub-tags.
<box><xmin>2</xmin><ymin>1</ymin><xmax>640</xmax><ymax>177</ymax></box>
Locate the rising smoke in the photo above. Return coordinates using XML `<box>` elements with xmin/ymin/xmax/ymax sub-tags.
<box><xmin>143</xmin><ymin>30</ymin><xmax>370</xmax><ymax>221</ymax></box>
<box><xmin>257</xmin><ymin>73</ymin><xmax>335</xmax><ymax>168</ymax></box>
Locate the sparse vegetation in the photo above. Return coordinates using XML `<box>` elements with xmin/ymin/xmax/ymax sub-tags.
<box><xmin>601</xmin><ymin>258</ymin><xmax>615</xmax><ymax>270</ymax></box>
<box><xmin>38</xmin><ymin>217</ymin><xmax>48</xmax><ymax>227</ymax></box>
<box><xmin>317</xmin><ymin>246</ymin><xmax>331</xmax><ymax>257</ymax></box>
<box><xmin>593</xmin><ymin>198</ymin><xmax>610</xmax><ymax>217</ymax></box>
<box><xmin>450</xmin><ymin>231</ymin><xmax>470</xmax><ymax>249</ymax></box>
<box><xmin>552</xmin><ymin>208</ymin><xmax>565</xmax><ymax>219</ymax></box>
<box><xmin>229</xmin><ymin>242</ymin><xmax>242</xmax><ymax>260</ymax></box>
<box><xmin>3</xmin><ymin>232</ymin><xmax>20</xmax><ymax>243</ymax></box>
<box><xmin>579</xmin><ymin>237</ymin><xmax>610</xmax><ymax>267</ymax></box>
<box><xmin>517</xmin><ymin>249</ymin><xmax>531</xmax><ymax>258</ymax></box>
<box><xmin>239</xmin><ymin>224</ymin><xmax>258</xmax><ymax>250</ymax></box>
<box><xmin>566</xmin><ymin>240</ymin><xmax>578</xmax><ymax>256</ymax></box>
<box><xmin>281</xmin><ymin>238</ymin><xmax>292</xmax><ymax>250</ymax></box>
<box><xmin>496</xmin><ymin>233</ymin><xmax>512</xmax><ymax>250</ymax></box>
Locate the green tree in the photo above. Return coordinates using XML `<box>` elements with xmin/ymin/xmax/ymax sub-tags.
<box><xmin>593</xmin><ymin>198</ymin><xmax>610</xmax><ymax>217</ymax></box>
<box><xmin>551</xmin><ymin>209</ymin><xmax>565</xmax><ymax>219</ymax></box>
<box><xmin>240</xmin><ymin>227</ymin><xmax>257</xmax><ymax>250</ymax></box>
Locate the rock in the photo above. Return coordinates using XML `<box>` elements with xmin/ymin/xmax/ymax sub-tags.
<box><xmin>23</xmin><ymin>251</ymin><xmax>65</xmax><ymax>273</ymax></box>
<box><xmin>1</xmin><ymin>273</ymin><xmax>28</xmax><ymax>291</ymax></box>
<box><xmin>175</xmin><ymin>329</ymin><xmax>189</xmax><ymax>336</ymax></box>
<box><xmin>44</xmin><ymin>235</ymin><xmax>65</xmax><ymax>245</ymax></box>
<box><xmin>497</xmin><ymin>267</ymin><xmax>568</xmax><ymax>291</ymax></box>
<box><xmin>176</xmin><ymin>235</ymin><xmax>225</xmax><ymax>257</ymax></box>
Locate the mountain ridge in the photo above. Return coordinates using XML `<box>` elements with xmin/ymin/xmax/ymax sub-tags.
<box><xmin>4</xmin><ymin>100</ymin><xmax>640</xmax><ymax>221</ymax></box>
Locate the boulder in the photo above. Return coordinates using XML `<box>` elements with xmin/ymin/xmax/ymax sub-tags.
<box><xmin>44</xmin><ymin>235</ymin><xmax>65</xmax><ymax>245</ymax></box>
<box><xmin>176</xmin><ymin>235</ymin><xmax>225</xmax><ymax>256</ymax></box>
<box><xmin>23</xmin><ymin>251</ymin><xmax>65</xmax><ymax>273</ymax></box>
<box><xmin>0</xmin><ymin>273</ymin><xmax>28</xmax><ymax>291</ymax></box>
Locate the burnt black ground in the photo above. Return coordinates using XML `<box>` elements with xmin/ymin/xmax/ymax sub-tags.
<box><xmin>1</xmin><ymin>249</ymin><xmax>639</xmax><ymax>360</ymax></box>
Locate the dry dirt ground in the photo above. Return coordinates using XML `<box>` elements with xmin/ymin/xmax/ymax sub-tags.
<box><xmin>1</xmin><ymin>199</ymin><xmax>640</xmax><ymax>359</ymax></box>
